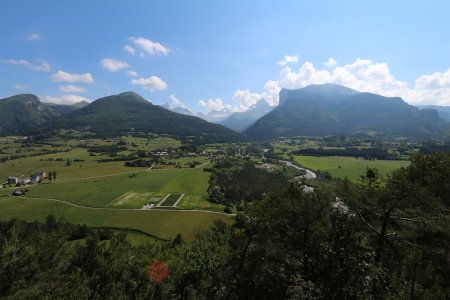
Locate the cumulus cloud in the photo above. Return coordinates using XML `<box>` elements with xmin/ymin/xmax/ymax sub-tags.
<box><xmin>413</xmin><ymin>69</ymin><xmax>450</xmax><ymax>105</ymax></box>
<box><xmin>198</xmin><ymin>98</ymin><xmax>231</xmax><ymax>111</ymax></box>
<box><xmin>168</xmin><ymin>94</ymin><xmax>186</xmax><ymax>108</ymax></box>
<box><xmin>124</xmin><ymin>45</ymin><xmax>136</xmax><ymax>55</ymax></box>
<box><xmin>232</xmin><ymin>89</ymin><xmax>264</xmax><ymax>111</ymax></box>
<box><xmin>59</xmin><ymin>85</ymin><xmax>87</xmax><ymax>93</ymax></box>
<box><xmin>324</xmin><ymin>58</ymin><xmax>337</xmax><ymax>67</ymax></box>
<box><xmin>131</xmin><ymin>75</ymin><xmax>168</xmax><ymax>91</ymax></box>
<box><xmin>2</xmin><ymin>59</ymin><xmax>50</xmax><ymax>72</ymax></box>
<box><xmin>278</xmin><ymin>55</ymin><xmax>299</xmax><ymax>66</ymax></box>
<box><xmin>14</xmin><ymin>84</ymin><xmax>30</xmax><ymax>90</ymax></box>
<box><xmin>43</xmin><ymin>94</ymin><xmax>90</xmax><ymax>105</ymax></box>
<box><xmin>50</xmin><ymin>70</ymin><xmax>94</xmax><ymax>83</ymax></box>
<box><xmin>101</xmin><ymin>58</ymin><xmax>130</xmax><ymax>72</ymax></box>
<box><xmin>235</xmin><ymin>58</ymin><xmax>450</xmax><ymax>106</ymax></box>
<box><xmin>129</xmin><ymin>37</ymin><xmax>170</xmax><ymax>57</ymax></box>
<box><xmin>26</xmin><ymin>33</ymin><xmax>41</xmax><ymax>41</ymax></box>
<box><xmin>126</xmin><ymin>70</ymin><xmax>139</xmax><ymax>77</ymax></box>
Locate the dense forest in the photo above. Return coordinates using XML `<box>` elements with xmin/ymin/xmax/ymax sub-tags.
<box><xmin>0</xmin><ymin>153</ymin><xmax>449</xmax><ymax>299</ymax></box>
<box><xmin>292</xmin><ymin>147</ymin><xmax>395</xmax><ymax>160</ymax></box>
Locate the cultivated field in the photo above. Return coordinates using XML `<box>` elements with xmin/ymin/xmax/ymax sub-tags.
<box><xmin>23</xmin><ymin>167</ymin><xmax>211</xmax><ymax>208</ymax></box>
<box><xmin>294</xmin><ymin>155</ymin><xmax>410</xmax><ymax>181</ymax></box>
<box><xmin>0</xmin><ymin>134</ymin><xmax>229</xmax><ymax>241</ymax></box>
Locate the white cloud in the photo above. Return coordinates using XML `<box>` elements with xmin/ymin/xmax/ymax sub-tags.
<box><xmin>43</xmin><ymin>94</ymin><xmax>90</xmax><ymax>105</ymax></box>
<box><xmin>124</xmin><ymin>45</ymin><xmax>136</xmax><ymax>55</ymax></box>
<box><xmin>126</xmin><ymin>70</ymin><xmax>139</xmax><ymax>77</ymax></box>
<box><xmin>14</xmin><ymin>84</ymin><xmax>30</xmax><ymax>90</ymax></box>
<box><xmin>26</xmin><ymin>33</ymin><xmax>41</xmax><ymax>41</ymax></box>
<box><xmin>232</xmin><ymin>89</ymin><xmax>264</xmax><ymax>111</ymax></box>
<box><xmin>237</xmin><ymin>57</ymin><xmax>450</xmax><ymax>106</ymax></box>
<box><xmin>324</xmin><ymin>57</ymin><xmax>337</xmax><ymax>67</ymax></box>
<box><xmin>198</xmin><ymin>98</ymin><xmax>231</xmax><ymax>111</ymax></box>
<box><xmin>50</xmin><ymin>70</ymin><xmax>94</xmax><ymax>83</ymax></box>
<box><xmin>131</xmin><ymin>75</ymin><xmax>168</xmax><ymax>91</ymax></box>
<box><xmin>59</xmin><ymin>85</ymin><xmax>87</xmax><ymax>93</ymax></box>
<box><xmin>278</xmin><ymin>55</ymin><xmax>299</xmax><ymax>66</ymax></box>
<box><xmin>2</xmin><ymin>59</ymin><xmax>50</xmax><ymax>72</ymax></box>
<box><xmin>101</xmin><ymin>58</ymin><xmax>130</xmax><ymax>72</ymax></box>
<box><xmin>129</xmin><ymin>37</ymin><xmax>170</xmax><ymax>57</ymax></box>
<box><xmin>413</xmin><ymin>69</ymin><xmax>450</xmax><ymax>105</ymax></box>
<box><xmin>276</xmin><ymin>59</ymin><xmax>410</xmax><ymax>98</ymax></box>
<box><xmin>168</xmin><ymin>94</ymin><xmax>185</xmax><ymax>108</ymax></box>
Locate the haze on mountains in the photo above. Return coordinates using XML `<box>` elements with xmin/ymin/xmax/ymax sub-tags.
<box><xmin>219</xmin><ymin>99</ymin><xmax>274</xmax><ymax>132</ymax></box>
<box><xmin>2</xmin><ymin>84</ymin><xmax>450</xmax><ymax>141</ymax></box>
<box><xmin>244</xmin><ymin>83</ymin><xmax>450</xmax><ymax>140</ymax></box>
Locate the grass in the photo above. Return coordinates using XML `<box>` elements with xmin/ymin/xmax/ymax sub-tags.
<box><xmin>0</xmin><ymin>196</ymin><xmax>233</xmax><ymax>240</ymax></box>
<box><xmin>109</xmin><ymin>191</ymin><xmax>167</xmax><ymax>208</ymax></box>
<box><xmin>0</xmin><ymin>147</ymin><xmax>146</xmax><ymax>181</ymax></box>
<box><xmin>160</xmin><ymin>193</ymin><xmax>182</xmax><ymax>206</ymax></box>
<box><xmin>294</xmin><ymin>155</ymin><xmax>409</xmax><ymax>181</ymax></box>
<box><xmin>25</xmin><ymin>167</ymin><xmax>211</xmax><ymax>208</ymax></box>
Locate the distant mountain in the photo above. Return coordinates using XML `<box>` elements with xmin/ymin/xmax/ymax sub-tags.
<box><xmin>418</xmin><ymin>105</ymin><xmax>450</xmax><ymax>122</ymax></box>
<box><xmin>220</xmin><ymin>99</ymin><xmax>274</xmax><ymax>132</ymax></box>
<box><xmin>244</xmin><ymin>83</ymin><xmax>450</xmax><ymax>140</ymax></box>
<box><xmin>196</xmin><ymin>108</ymin><xmax>233</xmax><ymax>123</ymax></box>
<box><xmin>161</xmin><ymin>103</ymin><xmax>195</xmax><ymax>116</ymax></box>
<box><xmin>47</xmin><ymin>92</ymin><xmax>242</xmax><ymax>142</ymax></box>
<box><xmin>44</xmin><ymin>101</ymin><xmax>89</xmax><ymax>115</ymax></box>
<box><xmin>0</xmin><ymin>94</ymin><xmax>58</xmax><ymax>135</ymax></box>
<box><xmin>72</xmin><ymin>100</ymin><xmax>90</xmax><ymax>109</ymax></box>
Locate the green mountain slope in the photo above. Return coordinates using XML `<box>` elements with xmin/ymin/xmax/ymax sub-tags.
<box><xmin>44</xmin><ymin>101</ymin><xmax>89</xmax><ymax>115</ymax></box>
<box><xmin>244</xmin><ymin>84</ymin><xmax>450</xmax><ymax>140</ymax></box>
<box><xmin>0</xmin><ymin>94</ymin><xmax>58</xmax><ymax>135</ymax></box>
<box><xmin>48</xmin><ymin>92</ymin><xmax>242</xmax><ymax>142</ymax></box>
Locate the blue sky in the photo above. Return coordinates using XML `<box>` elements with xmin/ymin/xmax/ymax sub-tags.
<box><xmin>1</xmin><ymin>0</ymin><xmax>450</xmax><ymax>111</ymax></box>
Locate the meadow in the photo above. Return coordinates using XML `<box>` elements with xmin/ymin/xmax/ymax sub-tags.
<box><xmin>24</xmin><ymin>166</ymin><xmax>211</xmax><ymax>208</ymax></box>
<box><xmin>0</xmin><ymin>134</ymin><xmax>228</xmax><ymax>242</ymax></box>
<box><xmin>0</xmin><ymin>196</ymin><xmax>232</xmax><ymax>240</ymax></box>
<box><xmin>294</xmin><ymin>155</ymin><xmax>410</xmax><ymax>181</ymax></box>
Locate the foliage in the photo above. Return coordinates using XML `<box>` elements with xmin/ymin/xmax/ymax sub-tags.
<box><xmin>207</xmin><ymin>159</ymin><xmax>290</xmax><ymax>205</ymax></box>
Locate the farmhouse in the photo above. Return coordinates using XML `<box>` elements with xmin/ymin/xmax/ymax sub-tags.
<box><xmin>7</xmin><ymin>177</ymin><xmax>18</xmax><ymax>185</ymax></box>
<box><xmin>17</xmin><ymin>178</ymin><xmax>31</xmax><ymax>186</ymax></box>
<box><xmin>30</xmin><ymin>172</ymin><xmax>47</xmax><ymax>185</ymax></box>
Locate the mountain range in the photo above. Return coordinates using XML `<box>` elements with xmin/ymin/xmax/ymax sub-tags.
<box><xmin>219</xmin><ymin>99</ymin><xmax>274</xmax><ymax>132</ymax></box>
<box><xmin>0</xmin><ymin>94</ymin><xmax>87</xmax><ymax>135</ymax></box>
<box><xmin>45</xmin><ymin>92</ymin><xmax>241</xmax><ymax>142</ymax></box>
<box><xmin>162</xmin><ymin>103</ymin><xmax>234</xmax><ymax>123</ymax></box>
<box><xmin>244</xmin><ymin>84</ymin><xmax>450</xmax><ymax>140</ymax></box>
<box><xmin>2</xmin><ymin>84</ymin><xmax>450</xmax><ymax>141</ymax></box>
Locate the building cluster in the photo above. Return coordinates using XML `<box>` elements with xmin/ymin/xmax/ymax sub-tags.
<box><xmin>4</xmin><ymin>172</ymin><xmax>47</xmax><ymax>187</ymax></box>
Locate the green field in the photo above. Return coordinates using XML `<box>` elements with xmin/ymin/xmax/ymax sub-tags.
<box><xmin>294</xmin><ymin>155</ymin><xmax>409</xmax><ymax>181</ymax></box>
<box><xmin>0</xmin><ymin>197</ymin><xmax>232</xmax><ymax>240</ymax></box>
<box><xmin>160</xmin><ymin>193</ymin><xmax>182</xmax><ymax>206</ymax></box>
<box><xmin>0</xmin><ymin>135</ymin><xmax>231</xmax><ymax>243</ymax></box>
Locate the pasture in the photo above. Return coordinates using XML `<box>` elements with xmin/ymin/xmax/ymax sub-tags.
<box><xmin>0</xmin><ymin>196</ymin><xmax>232</xmax><ymax>240</ymax></box>
<box><xmin>294</xmin><ymin>155</ymin><xmax>409</xmax><ymax>181</ymax></box>
<box><xmin>24</xmin><ymin>166</ymin><xmax>211</xmax><ymax>208</ymax></box>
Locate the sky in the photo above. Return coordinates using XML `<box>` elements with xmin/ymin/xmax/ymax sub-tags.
<box><xmin>1</xmin><ymin>0</ymin><xmax>450</xmax><ymax>112</ymax></box>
